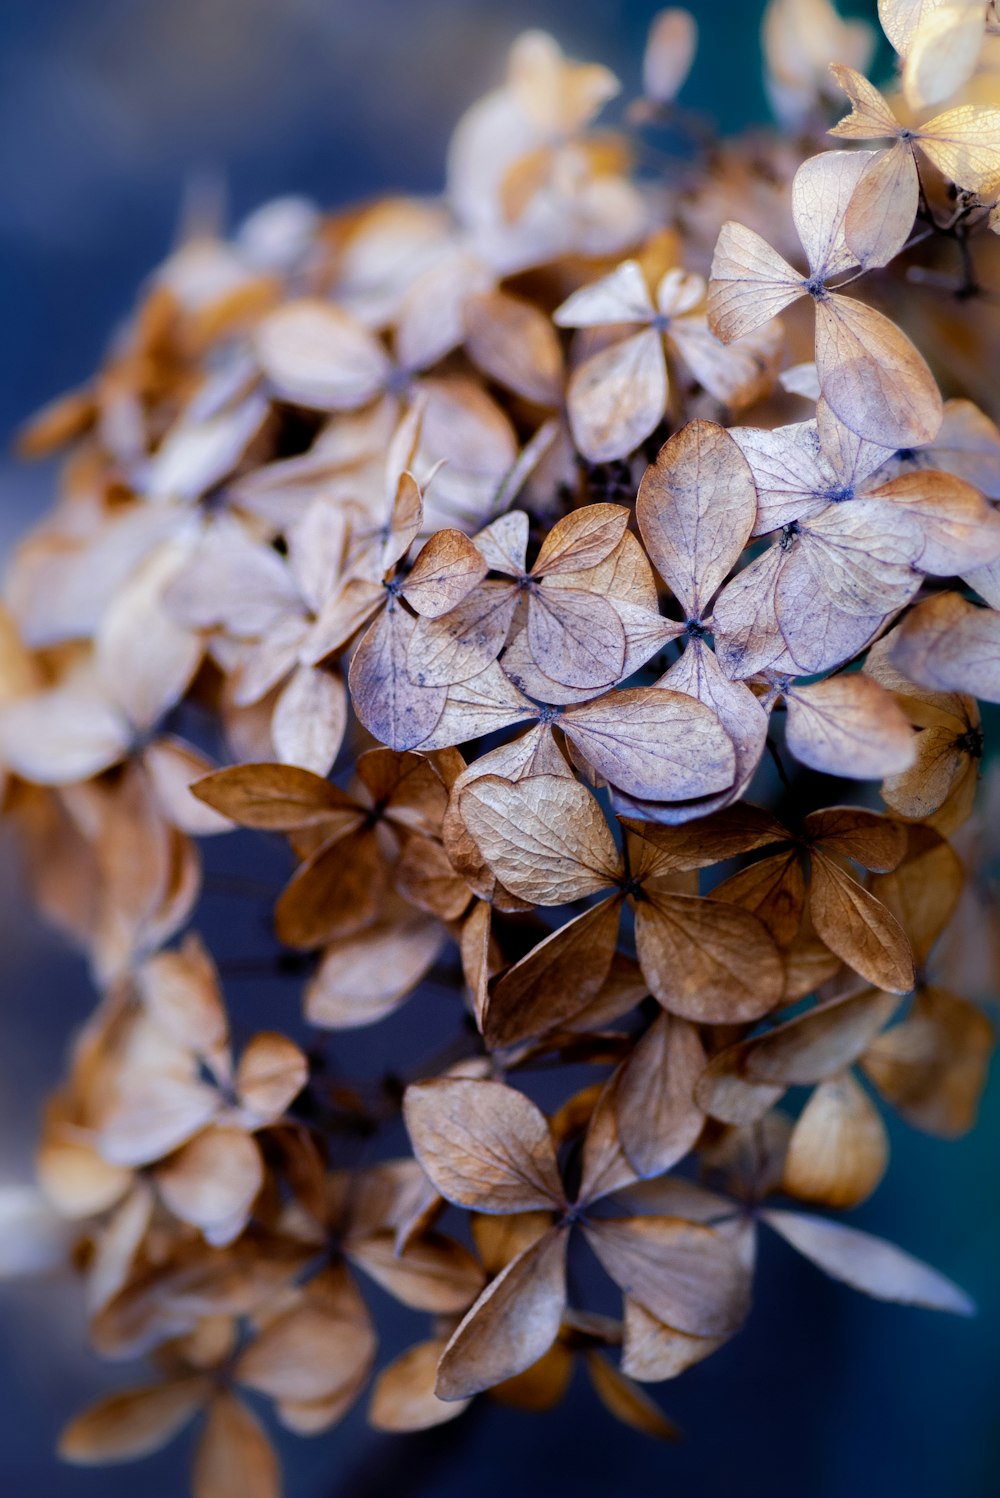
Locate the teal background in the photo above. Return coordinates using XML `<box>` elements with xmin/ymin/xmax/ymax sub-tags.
<box><xmin>0</xmin><ymin>2</ymin><xmax>996</xmax><ymax>1495</ymax></box>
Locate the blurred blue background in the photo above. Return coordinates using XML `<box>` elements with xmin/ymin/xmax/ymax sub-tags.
<box><xmin>0</xmin><ymin>2</ymin><xmax>996</xmax><ymax>1496</ymax></box>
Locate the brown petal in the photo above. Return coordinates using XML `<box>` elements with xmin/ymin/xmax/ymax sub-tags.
<box><xmin>191</xmin><ymin>762</ymin><xmax>361</xmax><ymax>832</ymax></box>
<box><xmin>402</xmin><ymin>531</ymin><xmax>488</xmax><ymax>618</ymax></box>
<box><xmin>347</xmin><ymin>1229</ymin><xmax>485</xmax><ymax>1312</ymax></box>
<box><xmin>275</xmin><ymin>826</ymin><xmax>385</xmax><ymax>949</ymax></box>
<box><xmin>585</xmin><ymin>1352</ymin><xmax>680</xmax><ymax>1440</ymax></box>
<box><xmin>394</xmin><ymin>832</ymin><xmax>471</xmax><ymax>920</ymax></box>
<box><xmin>583</xmin><ymin>1216</ymin><xmax>751</xmax><ymax>1337</ymax></box>
<box><xmin>59</xmin><ymin>1379</ymin><xmax>209</xmax><ymax>1464</ymax></box>
<box><xmin>809</xmin><ymin>852</ymin><xmax>914</xmax><ymax>993</ymax></box>
<box><xmin>861</xmin><ymin>986</ymin><xmax>994</xmax><ymax>1138</ymax></box>
<box><xmin>761</xmin><ymin>1209</ymin><xmax>974</xmax><ymax>1314</ymax></box>
<box><xmin>635</xmin><ymin>889</ymin><xmax>784</xmax><ymax>1023</ymax></box>
<box><xmin>193</xmin><ymin>1393</ymin><xmax>281</xmax><ymax>1498</ymax></box>
<box><xmin>403</xmin><ymin>1078</ymin><xmax>564</xmax><ymax>1212</ymax></box>
<box><xmin>235</xmin><ymin>1033</ymin><xmax>308</xmax><ymax>1122</ymax></box>
<box><xmin>369</xmin><ymin>1340</ymin><xmax>470</xmax><ymax>1431</ymax></box>
<box><xmin>805</xmin><ymin>806</ymin><xmax>907</xmax><ymax>873</ymax></box>
<box><xmin>782</xmin><ymin>1073</ymin><xmax>889</xmax><ymax>1207</ymax></box>
<box><xmin>615</xmin><ymin>1014</ymin><xmax>706</xmax><ymax>1178</ymax></box>
<box><xmin>484</xmin><ymin>897</ymin><xmax>622</xmax><ymax>1048</ymax></box>
<box><xmin>712</xmin><ymin>850</ymin><xmax>806</xmax><ymax>946</ymax></box>
<box><xmin>435</xmin><ymin>1226</ymin><xmax>569</xmax><ymax>1399</ymax></box>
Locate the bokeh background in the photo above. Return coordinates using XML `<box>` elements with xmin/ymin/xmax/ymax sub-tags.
<box><xmin>0</xmin><ymin>2</ymin><xmax>997</xmax><ymax>1495</ymax></box>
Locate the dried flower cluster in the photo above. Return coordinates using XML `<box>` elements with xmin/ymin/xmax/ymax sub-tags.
<box><xmin>1</xmin><ymin>4</ymin><xmax>999</xmax><ymax>1493</ymax></box>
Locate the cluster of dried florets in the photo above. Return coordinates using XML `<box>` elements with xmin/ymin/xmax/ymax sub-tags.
<box><xmin>1</xmin><ymin>4</ymin><xmax>999</xmax><ymax>1494</ymax></box>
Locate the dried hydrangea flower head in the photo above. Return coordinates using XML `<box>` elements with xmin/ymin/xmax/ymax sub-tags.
<box><xmin>0</xmin><ymin>5</ymin><xmax>998</xmax><ymax>1496</ymax></box>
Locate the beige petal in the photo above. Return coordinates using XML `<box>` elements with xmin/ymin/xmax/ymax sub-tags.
<box><xmin>815</xmin><ymin>293</ymin><xmax>942</xmax><ymax>450</ymax></box>
<box><xmin>785</xmin><ymin>675</ymin><xmax>916</xmax><ymax>779</ymax></box>
<box><xmin>890</xmin><ymin>592</ymin><xmax>1000</xmax><ymax>703</ymax></box>
<box><xmin>565</xmin><ymin>329</ymin><xmax>667</xmax><ymax>464</ymax></box>
<box><xmin>561</xmin><ymin>686</ymin><xmax>736</xmax><ymax>802</ymax></box>
<box><xmin>0</xmin><ymin>684</ymin><xmax>129</xmax><ymax>785</ymax></box>
<box><xmin>527</xmin><ymin>584</ymin><xmax>627</xmax><ymax>691</ymax></box>
<box><xmin>305</xmin><ymin>908</ymin><xmax>445</xmax><ymax>1028</ymax></box>
<box><xmin>904</xmin><ymin>2</ymin><xmax>985</xmax><ymax>110</ymax></box>
<box><xmin>761</xmin><ymin>1209</ymin><xmax>974</xmax><ymax>1313</ymax></box>
<box><xmin>348</xmin><ymin>1229</ymin><xmax>485</xmax><ymax>1312</ymax></box>
<box><xmin>236</xmin><ymin>1301</ymin><xmax>375</xmax><ymax>1403</ymax></box>
<box><xmin>464</xmin><ymin>289</ymin><xmax>564</xmax><ymax>405</ymax></box>
<box><xmin>271</xmin><ymin>665</ymin><xmax>347</xmax><ymax>777</ymax></box>
<box><xmin>143</xmin><ymin>737</ymin><xmax>234</xmax><ymax>836</ymax></box>
<box><xmin>156</xmin><ymin>1128</ymin><xmax>263</xmax><ymax>1242</ymax></box>
<box><xmin>621</xmin><ymin>1298</ymin><xmax>723</xmax><ymax>1382</ymax></box>
<box><xmin>641</xmin><ymin>9</ymin><xmax>698</xmax><ymax>104</ymax></box>
<box><xmin>707</xmin><ymin>221</ymin><xmax>804</xmax><ymax>342</ymax></box>
<box><xmin>402</xmin><ymin>531</ymin><xmax>488</xmax><ymax>619</ymax></box>
<box><xmin>843</xmin><ymin>141</ymin><xmax>919</xmax><ymax>271</ymax></box>
<box><xmin>138</xmin><ymin>932</ymin><xmax>229</xmax><ymax>1060</ymax></box>
<box><xmin>255</xmin><ymin>299</ymin><xmax>391</xmax><ymax>410</ymax></box>
<box><xmin>636</xmin><ymin>420</ymin><xmax>757</xmax><ymax>619</ymax></box>
<box><xmin>553</xmin><ymin>260</ymin><xmax>656</xmax><ymax>328</ymax></box>
<box><xmin>407</xmin><ymin>581</ymin><xmax>521</xmax><ymax>687</ymax></box>
<box><xmin>792</xmin><ymin>148</ymin><xmax>874</xmax><ymax>280</ymax></box>
<box><xmin>96</xmin><ymin>543</ymin><xmax>203</xmax><ymax>735</ymax></box>
<box><xmin>459</xmin><ymin>773</ymin><xmax>623</xmax><ymax>904</ymax></box>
